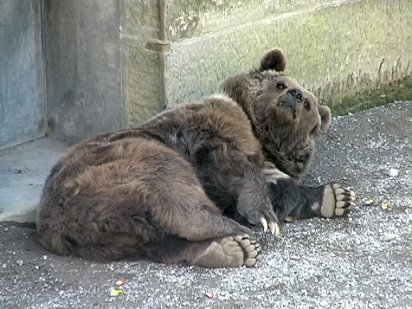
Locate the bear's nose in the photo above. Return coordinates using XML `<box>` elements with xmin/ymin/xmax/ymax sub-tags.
<box><xmin>284</xmin><ymin>88</ymin><xmax>303</xmax><ymax>112</ymax></box>
<box><xmin>287</xmin><ymin>88</ymin><xmax>303</xmax><ymax>101</ymax></box>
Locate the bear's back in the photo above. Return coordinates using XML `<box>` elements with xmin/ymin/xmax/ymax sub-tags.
<box><xmin>139</xmin><ymin>95</ymin><xmax>262</xmax><ymax>162</ymax></box>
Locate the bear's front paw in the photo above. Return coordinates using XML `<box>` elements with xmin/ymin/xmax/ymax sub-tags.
<box><xmin>312</xmin><ymin>183</ymin><xmax>356</xmax><ymax>218</ymax></box>
<box><xmin>237</xmin><ymin>194</ymin><xmax>280</xmax><ymax>236</ymax></box>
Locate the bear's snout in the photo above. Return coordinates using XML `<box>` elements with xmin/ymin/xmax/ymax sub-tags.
<box><xmin>284</xmin><ymin>88</ymin><xmax>303</xmax><ymax>111</ymax></box>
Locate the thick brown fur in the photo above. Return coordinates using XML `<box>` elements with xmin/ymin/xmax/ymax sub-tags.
<box><xmin>222</xmin><ymin>48</ymin><xmax>355</xmax><ymax>221</ymax></box>
<box><xmin>37</xmin><ymin>48</ymin><xmax>355</xmax><ymax>268</ymax></box>
<box><xmin>37</xmin><ymin>97</ymin><xmax>273</xmax><ymax>267</ymax></box>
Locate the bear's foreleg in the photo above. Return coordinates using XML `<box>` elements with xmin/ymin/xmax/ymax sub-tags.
<box><xmin>195</xmin><ymin>145</ymin><xmax>279</xmax><ymax>235</ymax></box>
<box><xmin>268</xmin><ymin>179</ymin><xmax>356</xmax><ymax>221</ymax></box>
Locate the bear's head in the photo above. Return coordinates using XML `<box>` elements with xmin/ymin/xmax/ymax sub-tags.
<box><xmin>221</xmin><ymin>48</ymin><xmax>332</xmax><ymax>180</ymax></box>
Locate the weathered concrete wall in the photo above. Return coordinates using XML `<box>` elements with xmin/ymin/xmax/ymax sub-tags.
<box><xmin>2</xmin><ymin>0</ymin><xmax>409</xmax><ymax>146</ymax></box>
<box><xmin>45</xmin><ymin>0</ymin><xmax>124</xmax><ymax>142</ymax></box>
<box><xmin>42</xmin><ymin>0</ymin><xmax>412</xmax><ymax>136</ymax></box>
<box><xmin>163</xmin><ymin>0</ymin><xmax>410</xmax><ymax>113</ymax></box>
<box><xmin>0</xmin><ymin>1</ymin><xmax>45</xmax><ymax>150</ymax></box>
<box><xmin>120</xmin><ymin>0</ymin><xmax>166</xmax><ymax>127</ymax></box>
<box><xmin>45</xmin><ymin>0</ymin><xmax>167</xmax><ymax>138</ymax></box>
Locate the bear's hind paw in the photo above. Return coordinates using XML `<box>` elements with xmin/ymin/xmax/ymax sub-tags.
<box><xmin>193</xmin><ymin>234</ymin><xmax>261</xmax><ymax>268</ymax></box>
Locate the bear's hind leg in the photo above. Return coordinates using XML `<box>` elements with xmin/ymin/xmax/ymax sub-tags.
<box><xmin>139</xmin><ymin>170</ymin><xmax>263</xmax><ymax>268</ymax></box>
<box><xmin>188</xmin><ymin>234</ymin><xmax>261</xmax><ymax>268</ymax></box>
<box><xmin>145</xmin><ymin>234</ymin><xmax>261</xmax><ymax>268</ymax></box>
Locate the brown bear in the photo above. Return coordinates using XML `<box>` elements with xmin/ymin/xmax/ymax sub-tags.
<box><xmin>36</xmin><ymin>48</ymin><xmax>355</xmax><ymax>268</ymax></box>
<box><xmin>221</xmin><ymin>48</ymin><xmax>356</xmax><ymax>222</ymax></box>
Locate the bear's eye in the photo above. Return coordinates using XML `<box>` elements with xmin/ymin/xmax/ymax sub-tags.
<box><xmin>304</xmin><ymin>99</ymin><xmax>310</xmax><ymax>110</ymax></box>
<box><xmin>276</xmin><ymin>81</ymin><xmax>286</xmax><ymax>91</ymax></box>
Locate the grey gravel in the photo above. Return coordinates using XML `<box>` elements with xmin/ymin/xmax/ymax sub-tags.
<box><xmin>0</xmin><ymin>101</ymin><xmax>410</xmax><ymax>309</ymax></box>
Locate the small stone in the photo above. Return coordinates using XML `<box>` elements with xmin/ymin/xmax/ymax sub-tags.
<box><xmin>16</xmin><ymin>259</ymin><xmax>23</xmax><ymax>266</ymax></box>
<box><xmin>387</xmin><ymin>168</ymin><xmax>399</xmax><ymax>177</ymax></box>
<box><xmin>205</xmin><ymin>290</ymin><xmax>217</xmax><ymax>299</ymax></box>
<box><xmin>42</xmin><ymin>255</ymin><xmax>48</xmax><ymax>260</ymax></box>
<box><xmin>365</xmin><ymin>199</ymin><xmax>376</xmax><ymax>206</ymax></box>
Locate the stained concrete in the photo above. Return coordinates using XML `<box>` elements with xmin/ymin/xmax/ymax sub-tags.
<box><xmin>0</xmin><ymin>138</ymin><xmax>69</xmax><ymax>223</ymax></box>
<box><xmin>163</xmin><ymin>0</ymin><xmax>410</xmax><ymax>111</ymax></box>
<box><xmin>0</xmin><ymin>101</ymin><xmax>409</xmax><ymax>308</ymax></box>
<box><xmin>43</xmin><ymin>0</ymin><xmax>410</xmax><ymax>130</ymax></box>
<box><xmin>0</xmin><ymin>0</ymin><xmax>46</xmax><ymax>149</ymax></box>
<box><xmin>45</xmin><ymin>0</ymin><xmax>125</xmax><ymax>142</ymax></box>
<box><xmin>120</xmin><ymin>0</ymin><xmax>166</xmax><ymax>128</ymax></box>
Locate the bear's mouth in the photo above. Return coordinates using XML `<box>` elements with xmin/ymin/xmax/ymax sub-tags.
<box><xmin>310</xmin><ymin>120</ymin><xmax>321</xmax><ymax>136</ymax></box>
<box><xmin>277</xmin><ymin>100</ymin><xmax>297</xmax><ymax>118</ymax></box>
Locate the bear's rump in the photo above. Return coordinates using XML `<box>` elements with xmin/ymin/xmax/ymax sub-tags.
<box><xmin>37</xmin><ymin>136</ymin><xmax>215</xmax><ymax>260</ymax></box>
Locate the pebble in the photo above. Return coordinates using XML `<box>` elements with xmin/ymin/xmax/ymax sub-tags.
<box><xmin>16</xmin><ymin>259</ymin><xmax>23</xmax><ymax>266</ymax></box>
<box><xmin>387</xmin><ymin>168</ymin><xmax>399</xmax><ymax>177</ymax></box>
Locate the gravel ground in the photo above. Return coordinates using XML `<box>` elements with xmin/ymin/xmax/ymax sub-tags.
<box><xmin>0</xmin><ymin>101</ymin><xmax>410</xmax><ymax>309</ymax></box>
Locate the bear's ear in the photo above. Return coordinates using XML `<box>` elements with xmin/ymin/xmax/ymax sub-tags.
<box><xmin>259</xmin><ymin>48</ymin><xmax>287</xmax><ymax>72</ymax></box>
<box><xmin>318</xmin><ymin>105</ymin><xmax>332</xmax><ymax>131</ymax></box>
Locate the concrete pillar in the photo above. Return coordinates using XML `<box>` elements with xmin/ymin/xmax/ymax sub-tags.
<box><xmin>45</xmin><ymin>0</ymin><xmax>124</xmax><ymax>142</ymax></box>
<box><xmin>0</xmin><ymin>0</ymin><xmax>45</xmax><ymax>149</ymax></box>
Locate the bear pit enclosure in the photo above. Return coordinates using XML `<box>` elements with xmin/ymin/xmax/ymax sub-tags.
<box><xmin>0</xmin><ymin>101</ymin><xmax>409</xmax><ymax>308</ymax></box>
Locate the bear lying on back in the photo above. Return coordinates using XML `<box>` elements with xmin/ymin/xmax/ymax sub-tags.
<box><xmin>37</xmin><ymin>48</ymin><xmax>355</xmax><ymax>268</ymax></box>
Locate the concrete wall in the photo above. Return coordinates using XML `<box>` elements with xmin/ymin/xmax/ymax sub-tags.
<box><xmin>1</xmin><ymin>0</ymin><xmax>410</xmax><ymax>146</ymax></box>
<box><xmin>163</xmin><ymin>0</ymin><xmax>410</xmax><ymax>113</ymax></box>
<box><xmin>120</xmin><ymin>0</ymin><xmax>166</xmax><ymax>128</ymax></box>
<box><xmin>44</xmin><ymin>0</ymin><xmax>167</xmax><ymax>141</ymax></box>
<box><xmin>0</xmin><ymin>1</ymin><xmax>45</xmax><ymax>149</ymax></box>
<box><xmin>45</xmin><ymin>0</ymin><xmax>124</xmax><ymax>142</ymax></box>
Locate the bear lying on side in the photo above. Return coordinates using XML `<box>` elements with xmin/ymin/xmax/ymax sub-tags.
<box><xmin>37</xmin><ymin>48</ymin><xmax>355</xmax><ymax>268</ymax></box>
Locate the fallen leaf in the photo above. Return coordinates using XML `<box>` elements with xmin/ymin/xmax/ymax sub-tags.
<box><xmin>381</xmin><ymin>200</ymin><xmax>392</xmax><ymax>211</ymax></box>
<box><xmin>205</xmin><ymin>290</ymin><xmax>217</xmax><ymax>299</ymax></box>
<box><xmin>110</xmin><ymin>287</ymin><xmax>124</xmax><ymax>297</ymax></box>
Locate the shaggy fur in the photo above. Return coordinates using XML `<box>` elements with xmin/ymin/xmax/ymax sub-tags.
<box><xmin>37</xmin><ymin>48</ymin><xmax>355</xmax><ymax>268</ymax></box>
